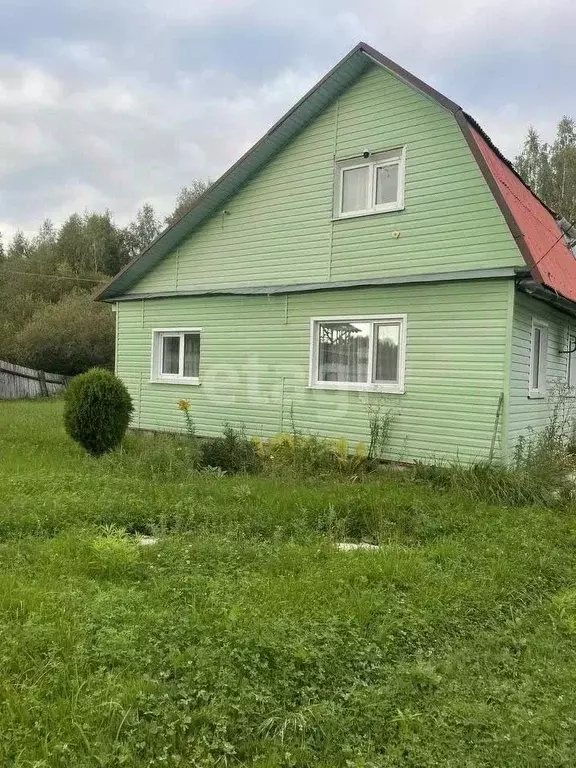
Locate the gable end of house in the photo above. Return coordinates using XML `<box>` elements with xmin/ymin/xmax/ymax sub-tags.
<box><xmin>96</xmin><ymin>42</ymin><xmax>576</xmax><ymax>305</ymax></box>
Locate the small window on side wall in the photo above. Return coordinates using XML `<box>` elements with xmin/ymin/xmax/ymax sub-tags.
<box><xmin>334</xmin><ymin>148</ymin><xmax>405</xmax><ymax>219</ymax></box>
<box><xmin>152</xmin><ymin>329</ymin><xmax>201</xmax><ymax>384</ymax></box>
<box><xmin>309</xmin><ymin>315</ymin><xmax>406</xmax><ymax>393</ymax></box>
<box><xmin>529</xmin><ymin>320</ymin><xmax>548</xmax><ymax>397</ymax></box>
<box><xmin>567</xmin><ymin>331</ymin><xmax>576</xmax><ymax>388</ymax></box>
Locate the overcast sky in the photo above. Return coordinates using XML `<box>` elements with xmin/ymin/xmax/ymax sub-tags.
<box><xmin>1</xmin><ymin>0</ymin><xmax>575</xmax><ymax>242</ymax></box>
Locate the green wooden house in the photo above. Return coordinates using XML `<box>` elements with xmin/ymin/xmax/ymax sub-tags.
<box><xmin>97</xmin><ymin>42</ymin><xmax>576</xmax><ymax>464</ymax></box>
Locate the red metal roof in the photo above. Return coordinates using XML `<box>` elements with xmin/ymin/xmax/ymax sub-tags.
<box><xmin>467</xmin><ymin>124</ymin><xmax>576</xmax><ymax>302</ymax></box>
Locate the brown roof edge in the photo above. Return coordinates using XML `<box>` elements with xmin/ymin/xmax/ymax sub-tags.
<box><xmin>358</xmin><ymin>42</ymin><xmax>462</xmax><ymax>114</ymax></box>
<box><xmin>454</xmin><ymin>110</ymin><xmax>539</xmax><ymax>277</ymax></box>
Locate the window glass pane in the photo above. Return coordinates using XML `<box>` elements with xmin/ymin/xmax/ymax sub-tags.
<box><xmin>318</xmin><ymin>322</ymin><xmax>370</xmax><ymax>383</ymax></box>
<box><xmin>531</xmin><ymin>327</ymin><xmax>541</xmax><ymax>389</ymax></box>
<box><xmin>374</xmin><ymin>323</ymin><xmax>400</xmax><ymax>382</ymax></box>
<box><xmin>183</xmin><ymin>333</ymin><xmax>200</xmax><ymax>378</ymax></box>
<box><xmin>569</xmin><ymin>335</ymin><xmax>576</xmax><ymax>387</ymax></box>
<box><xmin>540</xmin><ymin>328</ymin><xmax>548</xmax><ymax>388</ymax></box>
<box><xmin>341</xmin><ymin>166</ymin><xmax>369</xmax><ymax>213</ymax></box>
<box><xmin>162</xmin><ymin>335</ymin><xmax>180</xmax><ymax>375</ymax></box>
<box><xmin>375</xmin><ymin>163</ymin><xmax>399</xmax><ymax>206</ymax></box>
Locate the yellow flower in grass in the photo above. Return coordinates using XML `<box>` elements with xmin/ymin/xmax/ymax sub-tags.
<box><xmin>177</xmin><ymin>399</ymin><xmax>191</xmax><ymax>412</ymax></box>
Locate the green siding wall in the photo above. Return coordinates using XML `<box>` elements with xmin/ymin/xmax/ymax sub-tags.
<box><xmin>117</xmin><ymin>279</ymin><xmax>511</xmax><ymax>463</ymax></box>
<box><xmin>130</xmin><ymin>65</ymin><xmax>521</xmax><ymax>295</ymax></box>
<box><xmin>508</xmin><ymin>291</ymin><xmax>575</xmax><ymax>453</ymax></box>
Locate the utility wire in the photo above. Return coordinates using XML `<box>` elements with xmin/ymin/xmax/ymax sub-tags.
<box><xmin>498</xmin><ymin>174</ymin><xmax>576</xmax><ymax>269</ymax></box>
<box><xmin>532</xmin><ymin>232</ymin><xmax>567</xmax><ymax>269</ymax></box>
<box><xmin>531</xmin><ymin>212</ymin><xmax>576</xmax><ymax>269</ymax></box>
<box><xmin>0</xmin><ymin>269</ymin><xmax>103</xmax><ymax>283</ymax></box>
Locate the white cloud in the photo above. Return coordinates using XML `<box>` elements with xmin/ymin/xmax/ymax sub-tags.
<box><xmin>0</xmin><ymin>60</ymin><xmax>62</xmax><ymax>107</ymax></box>
<box><xmin>0</xmin><ymin>221</ymin><xmax>28</xmax><ymax>242</ymax></box>
<box><xmin>140</xmin><ymin>0</ymin><xmax>255</xmax><ymax>23</ymax></box>
<box><xmin>70</xmin><ymin>82</ymin><xmax>140</xmax><ymax>113</ymax></box>
<box><xmin>0</xmin><ymin>121</ymin><xmax>58</xmax><ymax>174</ymax></box>
<box><xmin>469</xmin><ymin>105</ymin><xmax>559</xmax><ymax>158</ymax></box>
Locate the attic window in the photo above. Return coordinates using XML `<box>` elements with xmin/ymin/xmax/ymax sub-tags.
<box><xmin>334</xmin><ymin>148</ymin><xmax>405</xmax><ymax>219</ymax></box>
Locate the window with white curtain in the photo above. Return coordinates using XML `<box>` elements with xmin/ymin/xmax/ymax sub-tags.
<box><xmin>334</xmin><ymin>148</ymin><xmax>405</xmax><ymax>219</ymax></box>
<box><xmin>529</xmin><ymin>319</ymin><xmax>548</xmax><ymax>397</ymax></box>
<box><xmin>309</xmin><ymin>315</ymin><xmax>406</xmax><ymax>392</ymax></box>
<box><xmin>151</xmin><ymin>329</ymin><xmax>201</xmax><ymax>383</ymax></box>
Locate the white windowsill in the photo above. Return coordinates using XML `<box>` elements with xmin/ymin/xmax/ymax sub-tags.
<box><xmin>332</xmin><ymin>204</ymin><xmax>404</xmax><ymax>222</ymax></box>
<box><xmin>309</xmin><ymin>382</ymin><xmax>405</xmax><ymax>394</ymax></box>
<box><xmin>528</xmin><ymin>390</ymin><xmax>546</xmax><ymax>399</ymax></box>
<box><xmin>149</xmin><ymin>378</ymin><xmax>201</xmax><ymax>386</ymax></box>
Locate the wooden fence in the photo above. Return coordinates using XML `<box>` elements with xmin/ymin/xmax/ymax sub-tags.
<box><xmin>0</xmin><ymin>360</ymin><xmax>71</xmax><ymax>399</ymax></box>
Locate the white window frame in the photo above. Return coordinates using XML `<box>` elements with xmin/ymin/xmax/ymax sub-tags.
<box><xmin>150</xmin><ymin>328</ymin><xmax>202</xmax><ymax>385</ymax></box>
<box><xmin>566</xmin><ymin>327</ymin><xmax>576</xmax><ymax>390</ymax></box>
<box><xmin>333</xmin><ymin>147</ymin><xmax>406</xmax><ymax>220</ymax></box>
<box><xmin>529</xmin><ymin>319</ymin><xmax>548</xmax><ymax>398</ymax></box>
<box><xmin>308</xmin><ymin>314</ymin><xmax>407</xmax><ymax>393</ymax></box>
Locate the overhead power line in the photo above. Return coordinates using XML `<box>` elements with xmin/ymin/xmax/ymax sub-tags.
<box><xmin>0</xmin><ymin>269</ymin><xmax>103</xmax><ymax>283</ymax></box>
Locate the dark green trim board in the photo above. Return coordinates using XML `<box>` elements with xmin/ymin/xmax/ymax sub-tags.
<box><xmin>107</xmin><ymin>267</ymin><xmax>519</xmax><ymax>302</ymax></box>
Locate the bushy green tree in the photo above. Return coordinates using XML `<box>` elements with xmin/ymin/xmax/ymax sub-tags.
<box><xmin>125</xmin><ymin>202</ymin><xmax>161</xmax><ymax>258</ymax></box>
<box><xmin>64</xmin><ymin>368</ymin><xmax>133</xmax><ymax>456</ymax></box>
<box><xmin>56</xmin><ymin>211</ymin><xmax>130</xmax><ymax>275</ymax></box>
<box><xmin>9</xmin><ymin>291</ymin><xmax>115</xmax><ymax>375</ymax></box>
<box><xmin>0</xmin><ymin>183</ymin><xmax>202</xmax><ymax>372</ymax></box>
<box><xmin>165</xmin><ymin>180</ymin><xmax>211</xmax><ymax>226</ymax></box>
<box><xmin>7</xmin><ymin>230</ymin><xmax>32</xmax><ymax>260</ymax></box>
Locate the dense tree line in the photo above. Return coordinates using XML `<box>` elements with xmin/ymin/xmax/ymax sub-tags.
<box><xmin>0</xmin><ymin>182</ymin><xmax>209</xmax><ymax>376</ymax></box>
<box><xmin>515</xmin><ymin>117</ymin><xmax>576</xmax><ymax>222</ymax></box>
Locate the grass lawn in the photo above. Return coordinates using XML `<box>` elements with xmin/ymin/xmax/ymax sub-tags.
<box><xmin>1</xmin><ymin>399</ymin><xmax>576</xmax><ymax>767</ymax></box>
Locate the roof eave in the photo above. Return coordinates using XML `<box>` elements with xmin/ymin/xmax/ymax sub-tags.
<box><xmin>517</xmin><ymin>277</ymin><xmax>576</xmax><ymax>318</ymax></box>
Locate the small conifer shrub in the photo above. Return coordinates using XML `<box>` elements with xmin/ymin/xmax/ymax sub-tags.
<box><xmin>64</xmin><ymin>368</ymin><xmax>133</xmax><ymax>456</ymax></box>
